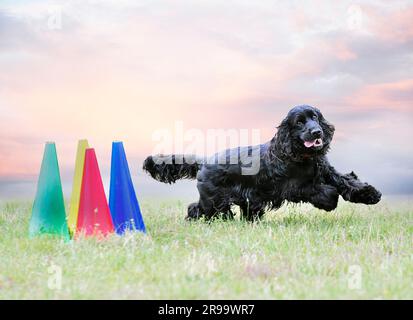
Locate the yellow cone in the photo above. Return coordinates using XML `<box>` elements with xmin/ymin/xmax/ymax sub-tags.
<box><xmin>68</xmin><ymin>139</ymin><xmax>89</xmax><ymax>237</ymax></box>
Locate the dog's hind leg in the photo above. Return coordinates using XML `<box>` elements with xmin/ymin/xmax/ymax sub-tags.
<box><xmin>239</xmin><ymin>203</ymin><xmax>252</xmax><ymax>221</ymax></box>
<box><xmin>198</xmin><ymin>196</ymin><xmax>224</xmax><ymax>221</ymax></box>
<box><xmin>239</xmin><ymin>202</ymin><xmax>265</xmax><ymax>222</ymax></box>
<box><xmin>185</xmin><ymin>197</ymin><xmax>222</xmax><ymax>221</ymax></box>
<box><xmin>186</xmin><ymin>202</ymin><xmax>203</xmax><ymax>220</ymax></box>
<box><xmin>220</xmin><ymin>209</ymin><xmax>235</xmax><ymax>221</ymax></box>
<box><xmin>194</xmin><ymin>180</ymin><xmax>231</xmax><ymax>221</ymax></box>
<box><xmin>256</xmin><ymin>209</ymin><xmax>266</xmax><ymax>221</ymax></box>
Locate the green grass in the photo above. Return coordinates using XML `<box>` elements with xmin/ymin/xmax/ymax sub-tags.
<box><xmin>0</xmin><ymin>198</ymin><xmax>412</xmax><ymax>299</ymax></box>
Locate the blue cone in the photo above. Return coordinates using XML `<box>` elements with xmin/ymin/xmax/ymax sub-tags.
<box><xmin>109</xmin><ymin>141</ymin><xmax>146</xmax><ymax>234</ymax></box>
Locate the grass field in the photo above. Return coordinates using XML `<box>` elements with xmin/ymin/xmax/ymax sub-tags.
<box><xmin>0</xmin><ymin>198</ymin><xmax>412</xmax><ymax>300</ymax></box>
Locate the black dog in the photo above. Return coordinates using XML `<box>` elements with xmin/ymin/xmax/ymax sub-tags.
<box><xmin>143</xmin><ymin>105</ymin><xmax>381</xmax><ymax>221</ymax></box>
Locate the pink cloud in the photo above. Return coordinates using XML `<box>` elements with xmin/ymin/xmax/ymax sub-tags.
<box><xmin>345</xmin><ymin>79</ymin><xmax>413</xmax><ymax>112</ymax></box>
<box><xmin>332</xmin><ymin>40</ymin><xmax>357</xmax><ymax>61</ymax></box>
<box><xmin>0</xmin><ymin>0</ymin><xmax>412</xmax><ymax>193</ymax></box>
<box><xmin>290</xmin><ymin>10</ymin><xmax>313</xmax><ymax>33</ymax></box>
<box><xmin>365</xmin><ymin>6</ymin><xmax>413</xmax><ymax>43</ymax></box>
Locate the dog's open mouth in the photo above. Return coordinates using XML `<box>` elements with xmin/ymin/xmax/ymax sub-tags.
<box><xmin>304</xmin><ymin>138</ymin><xmax>323</xmax><ymax>148</ymax></box>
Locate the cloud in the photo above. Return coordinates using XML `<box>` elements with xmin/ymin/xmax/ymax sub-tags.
<box><xmin>366</xmin><ymin>4</ymin><xmax>413</xmax><ymax>43</ymax></box>
<box><xmin>0</xmin><ymin>0</ymin><xmax>412</xmax><ymax>196</ymax></box>
<box><xmin>346</xmin><ymin>79</ymin><xmax>413</xmax><ymax>111</ymax></box>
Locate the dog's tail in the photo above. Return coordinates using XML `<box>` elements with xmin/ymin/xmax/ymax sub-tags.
<box><xmin>143</xmin><ymin>154</ymin><xmax>203</xmax><ymax>184</ymax></box>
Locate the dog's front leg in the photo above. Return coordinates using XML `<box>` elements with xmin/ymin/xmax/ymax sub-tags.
<box><xmin>286</xmin><ymin>183</ymin><xmax>339</xmax><ymax>212</ymax></box>
<box><xmin>309</xmin><ymin>184</ymin><xmax>339</xmax><ymax>212</ymax></box>
<box><xmin>323</xmin><ymin>165</ymin><xmax>382</xmax><ymax>205</ymax></box>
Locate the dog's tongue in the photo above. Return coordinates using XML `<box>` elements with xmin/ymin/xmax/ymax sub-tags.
<box><xmin>304</xmin><ymin>140</ymin><xmax>315</xmax><ymax>148</ymax></box>
<box><xmin>304</xmin><ymin>139</ymin><xmax>323</xmax><ymax>148</ymax></box>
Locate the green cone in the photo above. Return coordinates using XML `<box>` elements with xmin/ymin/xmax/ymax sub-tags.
<box><xmin>29</xmin><ymin>142</ymin><xmax>70</xmax><ymax>240</ymax></box>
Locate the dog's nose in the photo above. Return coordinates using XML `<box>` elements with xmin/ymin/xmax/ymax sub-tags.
<box><xmin>311</xmin><ymin>128</ymin><xmax>322</xmax><ymax>138</ymax></box>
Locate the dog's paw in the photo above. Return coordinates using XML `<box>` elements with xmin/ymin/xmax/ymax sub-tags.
<box><xmin>312</xmin><ymin>185</ymin><xmax>339</xmax><ymax>212</ymax></box>
<box><xmin>344</xmin><ymin>171</ymin><xmax>358</xmax><ymax>180</ymax></box>
<box><xmin>186</xmin><ymin>202</ymin><xmax>202</xmax><ymax>221</ymax></box>
<box><xmin>351</xmin><ymin>184</ymin><xmax>382</xmax><ymax>205</ymax></box>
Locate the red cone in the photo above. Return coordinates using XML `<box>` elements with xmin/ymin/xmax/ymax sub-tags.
<box><xmin>76</xmin><ymin>148</ymin><xmax>114</xmax><ymax>238</ymax></box>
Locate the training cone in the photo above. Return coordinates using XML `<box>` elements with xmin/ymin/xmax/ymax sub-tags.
<box><xmin>67</xmin><ymin>139</ymin><xmax>89</xmax><ymax>237</ymax></box>
<box><xmin>76</xmin><ymin>148</ymin><xmax>114</xmax><ymax>237</ymax></box>
<box><xmin>29</xmin><ymin>142</ymin><xmax>70</xmax><ymax>240</ymax></box>
<box><xmin>109</xmin><ymin>141</ymin><xmax>146</xmax><ymax>234</ymax></box>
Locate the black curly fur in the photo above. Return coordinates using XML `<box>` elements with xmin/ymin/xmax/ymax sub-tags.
<box><xmin>143</xmin><ymin>154</ymin><xmax>201</xmax><ymax>184</ymax></box>
<box><xmin>143</xmin><ymin>105</ymin><xmax>382</xmax><ymax>221</ymax></box>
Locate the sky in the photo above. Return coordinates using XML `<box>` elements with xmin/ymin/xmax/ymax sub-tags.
<box><xmin>0</xmin><ymin>0</ymin><xmax>412</xmax><ymax>199</ymax></box>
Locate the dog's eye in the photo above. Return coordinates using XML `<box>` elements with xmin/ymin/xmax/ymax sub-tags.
<box><xmin>296</xmin><ymin>121</ymin><xmax>303</xmax><ymax>126</ymax></box>
<box><xmin>312</xmin><ymin>114</ymin><xmax>318</xmax><ymax>120</ymax></box>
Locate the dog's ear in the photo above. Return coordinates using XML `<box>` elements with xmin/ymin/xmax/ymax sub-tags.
<box><xmin>318</xmin><ymin>110</ymin><xmax>335</xmax><ymax>141</ymax></box>
<box><xmin>275</xmin><ymin>117</ymin><xmax>293</xmax><ymax>158</ymax></box>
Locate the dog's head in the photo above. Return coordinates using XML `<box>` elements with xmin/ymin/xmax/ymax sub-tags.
<box><xmin>275</xmin><ymin>105</ymin><xmax>335</xmax><ymax>160</ymax></box>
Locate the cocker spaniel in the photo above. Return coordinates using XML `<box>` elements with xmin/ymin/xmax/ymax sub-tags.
<box><xmin>143</xmin><ymin>105</ymin><xmax>382</xmax><ymax>221</ymax></box>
